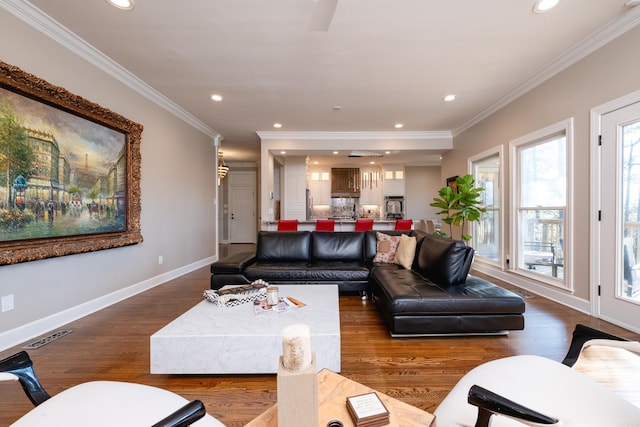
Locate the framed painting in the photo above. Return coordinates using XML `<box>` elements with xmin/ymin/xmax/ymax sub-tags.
<box><xmin>0</xmin><ymin>60</ymin><xmax>143</xmax><ymax>265</ymax></box>
<box><xmin>446</xmin><ymin>175</ymin><xmax>459</xmax><ymax>193</ymax></box>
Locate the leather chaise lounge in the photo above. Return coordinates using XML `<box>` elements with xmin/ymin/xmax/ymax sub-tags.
<box><xmin>210</xmin><ymin>230</ymin><xmax>525</xmax><ymax>335</ymax></box>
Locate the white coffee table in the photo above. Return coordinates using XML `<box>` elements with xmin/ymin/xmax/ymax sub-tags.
<box><xmin>150</xmin><ymin>284</ymin><xmax>340</xmax><ymax>374</ymax></box>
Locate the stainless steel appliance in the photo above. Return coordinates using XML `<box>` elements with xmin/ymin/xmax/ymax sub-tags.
<box><xmin>384</xmin><ymin>196</ymin><xmax>404</xmax><ymax>220</ymax></box>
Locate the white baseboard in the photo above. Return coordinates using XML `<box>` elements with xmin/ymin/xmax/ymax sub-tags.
<box><xmin>0</xmin><ymin>256</ymin><xmax>218</xmax><ymax>352</ymax></box>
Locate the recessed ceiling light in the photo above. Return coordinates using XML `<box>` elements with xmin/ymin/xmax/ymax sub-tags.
<box><xmin>273</xmin><ymin>123</ymin><xmax>282</xmax><ymax>128</ymax></box>
<box><xmin>280</xmin><ymin>151</ymin><xmax>286</xmax><ymax>154</ymax></box>
<box><xmin>394</xmin><ymin>123</ymin><xmax>404</xmax><ymax>129</ymax></box>
<box><xmin>385</xmin><ymin>151</ymin><xmax>391</xmax><ymax>154</ymax></box>
<box><xmin>369</xmin><ymin>161</ymin><xmax>376</xmax><ymax>165</ymax></box>
<box><xmin>333</xmin><ymin>151</ymin><xmax>339</xmax><ymax>155</ymax></box>
<box><xmin>444</xmin><ymin>94</ymin><xmax>457</xmax><ymax>102</ymax></box>
<box><xmin>533</xmin><ymin>0</ymin><xmax>561</xmax><ymax>13</ymax></box>
<box><xmin>210</xmin><ymin>94</ymin><xmax>223</xmax><ymax>102</ymax></box>
<box><xmin>106</xmin><ymin>0</ymin><xmax>135</xmax><ymax>10</ymax></box>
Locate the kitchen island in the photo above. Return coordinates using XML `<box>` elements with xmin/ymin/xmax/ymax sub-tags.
<box><xmin>263</xmin><ymin>219</ymin><xmax>406</xmax><ymax>231</ymax></box>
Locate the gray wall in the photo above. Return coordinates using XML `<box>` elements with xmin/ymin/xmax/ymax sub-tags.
<box><xmin>0</xmin><ymin>9</ymin><xmax>218</xmax><ymax>348</ymax></box>
<box><xmin>446</xmin><ymin>24</ymin><xmax>640</xmax><ymax>302</ymax></box>
<box><xmin>405</xmin><ymin>165</ymin><xmax>441</xmax><ymax>221</ymax></box>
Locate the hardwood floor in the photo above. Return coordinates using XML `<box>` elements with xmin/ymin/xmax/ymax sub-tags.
<box><xmin>1</xmin><ymin>244</ymin><xmax>639</xmax><ymax>426</ymax></box>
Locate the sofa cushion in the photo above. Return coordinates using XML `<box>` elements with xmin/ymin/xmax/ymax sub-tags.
<box><xmin>245</xmin><ymin>261</ymin><xmax>370</xmax><ymax>283</ymax></box>
<box><xmin>372</xmin><ymin>268</ymin><xmax>525</xmax><ymax>315</ymax></box>
<box><xmin>256</xmin><ymin>231</ymin><xmax>310</xmax><ymax>262</ymax></box>
<box><xmin>364</xmin><ymin>230</ymin><xmax>415</xmax><ymax>260</ymax></box>
<box><xmin>415</xmin><ymin>233</ymin><xmax>474</xmax><ymax>286</ymax></box>
<box><xmin>244</xmin><ymin>261</ymin><xmax>312</xmax><ymax>281</ymax></box>
<box><xmin>394</xmin><ymin>234</ymin><xmax>417</xmax><ymax>269</ymax></box>
<box><xmin>311</xmin><ymin>231</ymin><xmax>364</xmax><ymax>261</ymax></box>
<box><xmin>305</xmin><ymin>261</ymin><xmax>371</xmax><ymax>281</ymax></box>
<box><xmin>409</xmin><ymin>230</ymin><xmax>428</xmax><ymax>270</ymax></box>
<box><xmin>373</xmin><ymin>232</ymin><xmax>401</xmax><ymax>263</ymax></box>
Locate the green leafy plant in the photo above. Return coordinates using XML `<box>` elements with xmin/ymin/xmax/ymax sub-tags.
<box><xmin>430</xmin><ymin>174</ymin><xmax>486</xmax><ymax>243</ymax></box>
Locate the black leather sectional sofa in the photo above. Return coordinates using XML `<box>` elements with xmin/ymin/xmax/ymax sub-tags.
<box><xmin>210</xmin><ymin>230</ymin><xmax>525</xmax><ymax>336</ymax></box>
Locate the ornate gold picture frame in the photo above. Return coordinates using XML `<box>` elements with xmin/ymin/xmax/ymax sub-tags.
<box><xmin>0</xmin><ymin>60</ymin><xmax>143</xmax><ymax>265</ymax></box>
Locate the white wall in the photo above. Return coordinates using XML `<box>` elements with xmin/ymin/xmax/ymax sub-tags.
<box><xmin>0</xmin><ymin>9</ymin><xmax>218</xmax><ymax>349</ymax></box>
<box><xmin>447</xmin><ymin>24</ymin><xmax>640</xmax><ymax>304</ymax></box>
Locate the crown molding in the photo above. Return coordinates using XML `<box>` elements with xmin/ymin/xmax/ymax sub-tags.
<box><xmin>5</xmin><ymin>1</ymin><xmax>639</xmax><ymax>142</ymax></box>
<box><xmin>256</xmin><ymin>130</ymin><xmax>452</xmax><ymax>141</ymax></box>
<box><xmin>452</xmin><ymin>5</ymin><xmax>640</xmax><ymax>136</ymax></box>
<box><xmin>0</xmin><ymin>0</ymin><xmax>220</xmax><ymax>140</ymax></box>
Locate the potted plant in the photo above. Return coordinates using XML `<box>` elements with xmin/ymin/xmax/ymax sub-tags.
<box><xmin>430</xmin><ymin>174</ymin><xmax>486</xmax><ymax>243</ymax></box>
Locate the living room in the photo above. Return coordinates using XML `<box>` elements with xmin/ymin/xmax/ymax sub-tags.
<box><xmin>2</xmin><ymin>1</ymin><xmax>640</xmax><ymax>425</ymax></box>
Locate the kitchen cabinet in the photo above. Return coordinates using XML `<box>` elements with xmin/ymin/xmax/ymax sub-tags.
<box><xmin>383</xmin><ymin>167</ymin><xmax>405</xmax><ymax>196</ymax></box>
<box><xmin>331</xmin><ymin>168</ymin><xmax>360</xmax><ymax>197</ymax></box>
<box><xmin>283</xmin><ymin>157</ymin><xmax>307</xmax><ymax>220</ymax></box>
<box><xmin>359</xmin><ymin>166</ymin><xmax>383</xmax><ymax>205</ymax></box>
<box><xmin>308</xmin><ymin>169</ymin><xmax>331</xmax><ymax>205</ymax></box>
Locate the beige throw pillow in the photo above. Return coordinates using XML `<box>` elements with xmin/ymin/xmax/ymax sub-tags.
<box><xmin>373</xmin><ymin>232</ymin><xmax>401</xmax><ymax>263</ymax></box>
<box><xmin>394</xmin><ymin>234</ymin><xmax>417</xmax><ymax>269</ymax></box>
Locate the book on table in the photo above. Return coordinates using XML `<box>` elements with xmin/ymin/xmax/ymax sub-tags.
<box><xmin>346</xmin><ymin>392</ymin><xmax>390</xmax><ymax>426</ymax></box>
<box><xmin>252</xmin><ymin>296</ymin><xmax>305</xmax><ymax>315</ymax></box>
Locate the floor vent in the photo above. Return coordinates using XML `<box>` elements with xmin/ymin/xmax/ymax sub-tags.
<box><xmin>23</xmin><ymin>329</ymin><xmax>73</xmax><ymax>349</ymax></box>
<box><xmin>512</xmin><ymin>289</ymin><xmax>534</xmax><ymax>298</ymax></box>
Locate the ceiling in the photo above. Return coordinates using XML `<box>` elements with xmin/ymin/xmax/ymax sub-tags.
<box><xmin>16</xmin><ymin>0</ymin><xmax>640</xmax><ymax>164</ymax></box>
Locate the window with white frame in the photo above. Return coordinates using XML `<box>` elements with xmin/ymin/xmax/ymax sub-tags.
<box><xmin>510</xmin><ymin>119</ymin><xmax>572</xmax><ymax>289</ymax></box>
<box><xmin>469</xmin><ymin>148</ymin><xmax>502</xmax><ymax>265</ymax></box>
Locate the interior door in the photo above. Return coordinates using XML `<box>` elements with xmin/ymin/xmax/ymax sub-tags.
<box><xmin>229</xmin><ymin>171</ymin><xmax>257</xmax><ymax>243</ymax></box>
<box><xmin>599</xmin><ymin>101</ymin><xmax>640</xmax><ymax>330</ymax></box>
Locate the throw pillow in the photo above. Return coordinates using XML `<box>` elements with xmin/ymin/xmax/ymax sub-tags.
<box><xmin>373</xmin><ymin>232</ymin><xmax>401</xmax><ymax>263</ymax></box>
<box><xmin>394</xmin><ymin>234</ymin><xmax>417</xmax><ymax>269</ymax></box>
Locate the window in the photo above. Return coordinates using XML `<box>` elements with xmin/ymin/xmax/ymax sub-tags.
<box><xmin>510</xmin><ymin>119</ymin><xmax>573</xmax><ymax>289</ymax></box>
<box><xmin>469</xmin><ymin>148</ymin><xmax>502</xmax><ymax>265</ymax></box>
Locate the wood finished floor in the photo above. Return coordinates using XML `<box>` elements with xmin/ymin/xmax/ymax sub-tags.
<box><xmin>1</xmin><ymin>244</ymin><xmax>639</xmax><ymax>426</ymax></box>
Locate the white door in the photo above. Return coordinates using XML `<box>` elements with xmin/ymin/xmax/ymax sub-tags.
<box><xmin>229</xmin><ymin>171</ymin><xmax>257</xmax><ymax>243</ymax></box>
<box><xmin>599</xmin><ymin>101</ymin><xmax>640</xmax><ymax>331</ymax></box>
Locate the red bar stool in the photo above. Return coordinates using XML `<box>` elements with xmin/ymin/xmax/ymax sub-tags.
<box><xmin>315</xmin><ymin>219</ymin><xmax>335</xmax><ymax>231</ymax></box>
<box><xmin>354</xmin><ymin>219</ymin><xmax>374</xmax><ymax>231</ymax></box>
<box><xmin>394</xmin><ymin>219</ymin><xmax>413</xmax><ymax>230</ymax></box>
<box><xmin>277</xmin><ymin>219</ymin><xmax>298</xmax><ymax>231</ymax></box>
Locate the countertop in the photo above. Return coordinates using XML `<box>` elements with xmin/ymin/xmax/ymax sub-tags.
<box><xmin>264</xmin><ymin>219</ymin><xmax>401</xmax><ymax>224</ymax></box>
<box><xmin>262</xmin><ymin>219</ymin><xmax>405</xmax><ymax>231</ymax></box>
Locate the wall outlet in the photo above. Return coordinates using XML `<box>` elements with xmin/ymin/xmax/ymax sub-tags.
<box><xmin>158</xmin><ymin>255</ymin><xmax>164</xmax><ymax>265</ymax></box>
<box><xmin>2</xmin><ymin>294</ymin><xmax>14</xmax><ymax>312</ymax></box>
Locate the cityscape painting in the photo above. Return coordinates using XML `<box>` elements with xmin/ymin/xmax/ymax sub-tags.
<box><xmin>0</xmin><ymin>61</ymin><xmax>142</xmax><ymax>265</ymax></box>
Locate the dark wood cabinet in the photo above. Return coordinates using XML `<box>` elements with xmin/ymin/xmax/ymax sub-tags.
<box><xmin>331</xmin><ymin>168</ymin><xmax>360</xmax><ymax>197</ymax></box>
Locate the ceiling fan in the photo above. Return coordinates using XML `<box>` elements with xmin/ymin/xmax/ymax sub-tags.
<box><xmin>309</xmin><ymin>0</ymin><xmax>339</xmax><ymax>31</ymax></box>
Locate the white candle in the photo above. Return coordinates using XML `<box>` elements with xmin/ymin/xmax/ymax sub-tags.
<box><xmin>281</xmin><ymin>324</ymin><xmax>312</xmax><ymax>372</ymax></box>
